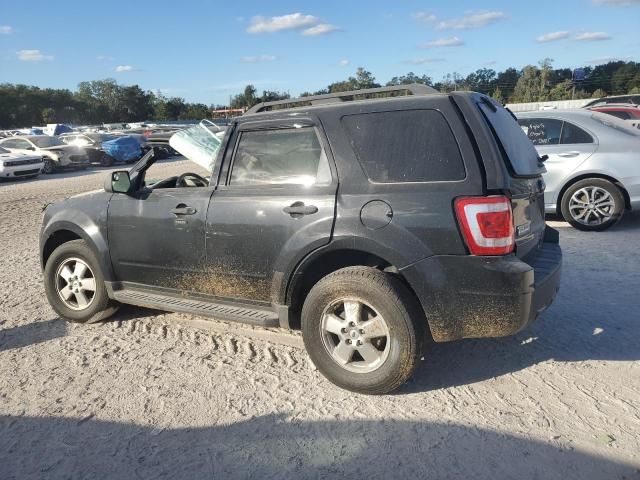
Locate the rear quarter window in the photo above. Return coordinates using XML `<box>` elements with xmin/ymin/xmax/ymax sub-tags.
<box><xmin>341</xmin><ymin>109</ymin><xmax>466</xmax><ymax>183</ymax></box>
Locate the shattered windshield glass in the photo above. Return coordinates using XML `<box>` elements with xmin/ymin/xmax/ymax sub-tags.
<box><xmin>169</xmin><ymin>120</ymin><xmax>225</xmax><ymax>171</ymax></box>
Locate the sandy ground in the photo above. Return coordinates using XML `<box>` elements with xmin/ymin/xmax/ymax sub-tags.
<box><xmin>1</xmin><ymin>159</ymin><xmax>639</xmax><ymax>479</ymax></box>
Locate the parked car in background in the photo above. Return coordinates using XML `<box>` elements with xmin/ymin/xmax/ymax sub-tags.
<box><xmin>583</xmin><ymin>95</ymin><xmax>640</xmax><ymax>109</ymax></box>
<box><xmin>516</xmin><ymin>110</ymin><xmax>640</xmax><ymax>231</ymax></box>
<box><xmin>100</xmin><ymin>136</ymin><xmax>142</xmax><ymax>163</ymax></box>
<box><xmin>60</xmin><ymin>133</ymin><xmax>119</xmax><ymax>166</ymax></box>
<box><xmin>0</xmin><ymin>146</ymin><xmax>44</xmax><ymax>180</ymax></box>
<box><xmin>586</xmin><ymin>105</ymin><xmax>640</xmax><ymax>130</ymax></box>
<box><xmin>0</xmin><ymin>136</ymin><xmax>89</xmax><ymax>173</ymax></box>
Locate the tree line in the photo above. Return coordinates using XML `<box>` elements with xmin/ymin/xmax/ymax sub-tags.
<box><xmin>1</xmin><ymin>59</ymin><xmax>639</xmax><ymax>129</ymax></box>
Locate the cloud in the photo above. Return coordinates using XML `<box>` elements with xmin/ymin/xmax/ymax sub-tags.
<box><xmin>404</xmin><ymin>57</ymin><xmax>446</xmax><ymax>65</ymax></box>
<box><xmin>482</xmin><ymin>60</ymin><xmax>497</xmax><ymax>66</ymax></box>
<box><xmin>413</xmin><ymin>12</ymin><xmax>437</xmax><ymax>23</ymax></box>
<box><xmin>115</xmin><ymin>65</ymin><xmax>134</xmax><ymax>72</ymax></box>
<box><xmin>436</xmin><ymin>11</ymin><xmax>507</xmax><ymax>30</ymax></box>
<box><xmin>593</xmin><ymin>0</ymin><xmax>640</xmax><ymax>5</ymax></box>
<box><xmin>338</xmin><ymin>59</ymin><xmax>350</xmax><ymax>66</ymax></box>
<box><xmin>17</xmin><ymin>49</ymin><xmax>53</xmax><ymax>61</ymax></box>
<box><xmin>247</xmin><ymin>13</ymin><xmax>319</xmax><ymax>33</ymax></box>
<box><xmin>421</xmin><ymin>36</ymin><xmax>464</xmax><ymax>48</ymax></box>
<box><xmin>302</xmin><ymin>23</ymin><xmax>340</xmax><ymax>36</ymax></box>
<box><xmin>240</xmin><ymin>55</ymin><xmax>278</xmax><ymax>63</ymax></box>
<box><xmin>536</xmin><ymin>31</ymin><xmax>571</xmax><ymax>43</ymax></box>
<box><xmin>574</xmin><ymin>31</ymin><xmax>612</xmax><ymax>41</ymax></box>
<box><xmin>0</xmin><ymin>25</ymin><xmax>13</xmax><ymax>35</ymax></box>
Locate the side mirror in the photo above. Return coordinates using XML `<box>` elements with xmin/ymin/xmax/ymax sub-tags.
<box><xmin>26</xmin><ymin>146</ymin><xmax>35</xmax><ymax>151</ymax></box>
<box><xmin>104</xmin><ymin>170</ymin><xmax>132</xmax><ymax>194</ymax></box>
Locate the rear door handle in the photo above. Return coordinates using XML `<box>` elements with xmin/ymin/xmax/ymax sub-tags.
<box><xmin>283</xmin><ymin>202</ymin><xmax>318</xmax><ymax>217</ymax></box>
<box><xmin>558</xmin><ymin>151</ymin><xmax>580</xmax><ymax>158</ymax></box>
<box><xmin>171</xmin><ymin>205</ymin><xmax>197</xmax><ymax>216</ymax></box>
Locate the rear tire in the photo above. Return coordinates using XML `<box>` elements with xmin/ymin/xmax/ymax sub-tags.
<box><xmin>560</xmin><ymin>178</ymin><xmax>624</xmax><ymax>231</ymax></box>
<box><xmin>301</xmin><ymin>267</ymin><xmax>424</xmax><ymax>394</ymax></box>
<box><xmin>44</xmin><ymin>240</ymin><xmax>119</xmax><ymax>323</ymax></box>
<box><xmin>100</xmin><ymin>154</ymin><xmax>114</xmax><ymax>167</ymax></box>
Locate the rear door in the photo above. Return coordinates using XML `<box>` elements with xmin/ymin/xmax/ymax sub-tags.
<box><xmin>203</xmin><ymin>120</ymin><xmax>337</xmax><ymax>303</ymax></box>
<box><xmin>518</xmin><ymin>117</ymin><xmax>598</xmax><ymax>209</ymax></box>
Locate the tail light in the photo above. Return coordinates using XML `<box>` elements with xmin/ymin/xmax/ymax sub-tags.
<box><xmin>454</xmin><ymin>196</ymin><xmax>515</xmax><ymax>256</ymax></box>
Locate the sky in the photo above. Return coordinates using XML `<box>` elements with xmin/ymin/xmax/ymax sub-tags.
<box><xmin>1</xmin><ymin>0</ymin><xmax>639</xmax><ymax>105</ymax></box>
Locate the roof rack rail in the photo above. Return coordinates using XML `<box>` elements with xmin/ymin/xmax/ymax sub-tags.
<box><xmin>245</xmin><ymin>83</ymin><xmax>438</xmax><ymax>114</ymax></box>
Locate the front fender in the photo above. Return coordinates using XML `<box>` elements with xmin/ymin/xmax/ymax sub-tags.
<box><xmin>40</xmin><ymin>193</ymin><xmax>114</xmax><ymax>281</ymax></box>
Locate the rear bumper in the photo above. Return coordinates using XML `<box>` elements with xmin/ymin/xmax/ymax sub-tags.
<box><xmin>400</xmin><ymin>227</ymin><xmax>562</xmax><ymax>342</ymax></box>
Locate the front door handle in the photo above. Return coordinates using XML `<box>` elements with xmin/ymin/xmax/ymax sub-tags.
<box><xmin>558</xmin><ymin>151</ymin><xmax>580</xmax><ymax>158</ymax></box>
<box><xmin>171</xmin><ymin>205</ymin><xmax>197</xmax><ymax>216</ymax></box>
<box><xmin>283</xmin><ymin>202</ymin><xmax>318</xmax><ymax>217</ymax></box>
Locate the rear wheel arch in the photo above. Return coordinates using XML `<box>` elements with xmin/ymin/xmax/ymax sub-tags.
<box><xmin>285</xmin><ymin>248</ymin><xmax>429</xmax><ymax>335</ymax></box>
<box><xmin>557</xmin><ymin>173</ymin><xmax>630</xmax><ymax>213</ymax></box>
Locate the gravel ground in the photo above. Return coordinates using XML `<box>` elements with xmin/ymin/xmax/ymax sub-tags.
<box><xmin>1</xmin><ymin>159</ymin><xmax>639</xmax><ymax>479</ymax></box>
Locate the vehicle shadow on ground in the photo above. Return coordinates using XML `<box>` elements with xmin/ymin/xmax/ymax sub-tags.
<box><xmin>0</xmin><ymin>318</ymin><xmax>67</xmax><ymax>353</ymax></box>
<box><xmin>0</xmin><ymin>414</ymin><xmax>636</xmax><ymax>480</ymax></box>
<box><xmin>0</xmin><ymin>306</ymin><xmax>163</xmax><ymax>354</ymax></box>
<box><xmin>404</xmin><ymin>219</ymin><xmax>640</xmax><ymax>393</ymax></box>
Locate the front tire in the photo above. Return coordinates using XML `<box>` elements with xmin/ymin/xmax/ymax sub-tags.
<box><xmin>42</xmin><ymin>158</ymin><xmax>55</xmax><ymax>174</ymax></box>
<box><xmin>302</xmin><ymin>267</ymin><xmax>424</xmax><ymax>394</ymax></box>
<box><xmin>560</xmin><ymin>178</ymin><xmax>624</xmax><ymax>231</ymax></box>
<box><xmin>44</xmin><ymin>240</ymin><xmax>118</xmax><ymax>323</ymax></box>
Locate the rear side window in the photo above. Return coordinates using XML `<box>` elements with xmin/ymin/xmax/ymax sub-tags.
<box><xmin>478</xmin><ymin>100</ymin><xmax>543</xmax><ymax>177</ymax></box>
<box><xmin>341</xmin><ymin>110</ymin><xmax>466</xmax><ymax>183</ymax></box>
<box><xmin>560</xmin><ymin>122</ymin><xmax>593</xmax><ymax>144</ymax></box>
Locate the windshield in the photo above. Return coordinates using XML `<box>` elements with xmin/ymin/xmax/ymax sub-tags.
<box><xmin>168</xmin><ymin>120</ymin><xmax>223</xmax><ymax>171</ymax></box>
<box><xmin>31</xmin><ymin>136</ymin><xmax>65</xmax><ymax>148</ymax></box>
<box><xmin>591</xmin><ymin>112</ymin><xmax>640</xmax><ymax>137</ymax></box>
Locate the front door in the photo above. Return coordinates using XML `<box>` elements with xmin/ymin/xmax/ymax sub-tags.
<box><xmin>108</xmin><ymin>181</ymin><xmax>213</xmax><ymax>290</ymax></box>
<box><xmin>203</xmin><ymin>122</ymin><xmax>338</xmax><ymax>304</ymax></box>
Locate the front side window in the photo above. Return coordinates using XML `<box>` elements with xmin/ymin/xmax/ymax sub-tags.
<box><xmin>560</xmin><ymin>122</ymin><xmax>593</xmax><ymax>144</ymax></box>
<box><xmin>229</xmin><ymin>127</ymin><xmax>331</xmax><ymax>186</ymax></box>
<box><xmin>518</xmin><ymin>118</ymin><xmax>563</xmax><ymax>146</ymax></box>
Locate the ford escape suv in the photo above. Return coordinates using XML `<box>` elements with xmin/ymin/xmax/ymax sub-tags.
<box><xmin>40</xmin><ymin>85</ymin><xmax>562</xmax><ymax>394</ymax></box>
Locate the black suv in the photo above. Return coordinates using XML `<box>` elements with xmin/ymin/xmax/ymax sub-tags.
<box><xmin>40</xmin><ymin>85</ymin><xmax>562</xmax><ymax>394</ymax></box>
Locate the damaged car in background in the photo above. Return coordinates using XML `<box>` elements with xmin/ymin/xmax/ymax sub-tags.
<box><xmin>0</xmin><ymin>135</ymin><xmax>89</xmax><ymax>173</ymax></box>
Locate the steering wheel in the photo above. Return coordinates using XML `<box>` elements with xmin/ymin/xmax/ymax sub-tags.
<box><xmin>177</xmin><ymin>172</ymin><xmax>209</xmax><ymax>188</ymax></box>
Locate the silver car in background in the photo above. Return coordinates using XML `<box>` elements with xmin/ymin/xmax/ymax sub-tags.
<box><xmin>516</xmin><ymin>110</ymin><xmax>640</xmax><ymax>231</ymax></box>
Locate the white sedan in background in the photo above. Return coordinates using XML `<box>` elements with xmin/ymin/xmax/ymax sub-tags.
<box><xmin>0</xmin><ymin>146</ymin><xmax>44</xmax><ymax>180</ymax></box>
<box><xmin>0</xmin><ymin>136</ymin><xmax>89</xmax><ymax>174</ymax></box>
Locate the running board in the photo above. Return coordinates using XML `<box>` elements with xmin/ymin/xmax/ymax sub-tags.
<box><xmin>112</xmin><ymin>288</ymin><xmax>280</xmax><ymax>327</ymax></box>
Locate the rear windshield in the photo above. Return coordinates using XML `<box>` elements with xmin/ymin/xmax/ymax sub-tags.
<box><xmin>591</xmin><ymin>112</ymin><xmax>640</xmax><ymax>137</ymax></box>
<box><xmin>341</xmin><ymin>109</ymin><xmax>466</xmax><ymax>183</ymax></box>
<box><xmin>478</xmin><ymin>99</ymin><xmax>544</xmax><ymax>177</ymax></box>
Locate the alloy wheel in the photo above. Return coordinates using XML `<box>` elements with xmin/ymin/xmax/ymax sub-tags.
<box><xmin>55</xmin><ymin>257</ymin><xmax>97</xmax><ymax>310</ymax></box>
<box><xmin>320</xmin><ymin>298</ymin><xmax>390</xmax><ymax>373</ymax></box>
<box><xmin>568</xmin><ymin>186</ymin><xmax>615</xmax><ymax>226</ymax></box>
